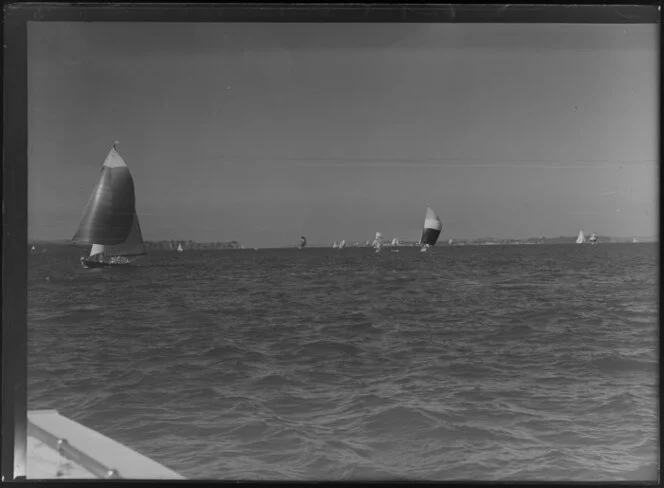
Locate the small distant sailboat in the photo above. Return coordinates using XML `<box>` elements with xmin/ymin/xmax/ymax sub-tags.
<box><xmin>420</xmin><ymin>206</ymin><xmax>442</xmax><ymax>252</ymax></box>
<box><xmin>632</xmin><ymin>237</ymin><xmax>638</xmax><ymax>243</ymax></box>
<box><xmin>448</xmin><ymin>238</ymin><xmax>454</xmax><ymax>246</ymax></box>
<box><xmin>589</xmin><ymin>233</ymin><xmax>598</xmax><ymax>245</ymax></box>
<box><xmin>576</xmin><ymin>230</ymin><xmax>586</xmax><ymax>244</ymax></box>
<box><xmin>176</xmin><ymin>243</ymin><xmax>183</xmax><ymax>252</ymax></box>
<box><xmin>72</xmin><ymin>142</ymin><xmax>146</xmax><ymax>268</ymax></box>
<box><xmin>332</xmin><ymin>241</ymin><xmax>338</xmax><ymax>249</ymax></box>
<box><xmin>299</xmin><ymin>236</ymin><xmax>307</xmax><ymax>250</ymax></box>
<box><xmin>31</xmin><ymin>245</ymin><xmax>36</xmax><ymax>252</ymax></box>
<box><xmin>338</xmin><ymin>239</ymin><xmax>346</xmax><ymax>249</ymax></box>
<box><xmin>372</xmin><ymin>232</ymin><xmax>383</xmax><ymax>252</ymax></box>
<box><xmin>391</xmin><ymin>237</ymin><xmax>399</xmax><ymax>253</ymax></box>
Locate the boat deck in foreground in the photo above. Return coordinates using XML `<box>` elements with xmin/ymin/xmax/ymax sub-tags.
<box><xmin>27</xmin><ymin>410</ymin><xmax>184</xmax><ymax>479</ymax></box>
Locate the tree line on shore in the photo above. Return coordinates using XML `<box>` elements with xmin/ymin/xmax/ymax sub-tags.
<box><xmin>144</xmin><ymin>240</ymin><xmax>242</xmax><ymax>250</ymax></box>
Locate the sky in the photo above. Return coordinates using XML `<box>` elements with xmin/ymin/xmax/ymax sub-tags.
<box><xmin>28</xmin><ymin>22</ymin><xmax>658</xmax><ymax>247</ymax></box>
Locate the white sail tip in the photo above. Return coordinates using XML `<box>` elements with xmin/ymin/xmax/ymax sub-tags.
<box><xmin>425</xmin><ymin>207</ymin><xmax>439</xmax><ymax>219</ymax></box>
<box><xmin>103</xmin><ymin>145</ymin><xmax>127</xmax><ymax>168</ymax></box>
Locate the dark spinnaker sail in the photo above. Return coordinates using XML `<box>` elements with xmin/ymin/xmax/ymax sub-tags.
<box><xmin>73</xmin><ymin>146</ymin><xmax>137</xmax><ymax>245</ymax></box>
<box><xmin>73</xmin><ymin>144</ymin><xmax>146</xmax><ymax>258</ymax></box>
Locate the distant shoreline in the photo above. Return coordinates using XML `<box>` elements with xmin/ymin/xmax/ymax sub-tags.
<box><xmin>29</xmin><ymin>236</ymin><xmax>658</xmax><ymax>249</ymax></box>
<box><xmin>28</xmin><ymin>240</ymin><xmax>242</xmax><ymax>250</ymax></box>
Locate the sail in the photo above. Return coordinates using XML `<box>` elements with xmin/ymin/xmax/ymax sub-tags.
<box><xmin>177</xmin><ymin>243</ymin><xmax>183</xmax><ymax>252</ymax></box>
<box><xmin>576</xmin><ymin>230</ymin><xmax>585</xmax><ymax>244</ymax></box>
<box><xmin>73</xmin><ymin>145</ymin><xmax>138</xmax><ymax>246</ymax></box>
<box><xmin>95</xmin><ymin>213</ymin><xmax>145</xmax><ymax>257</ymax></box>
<box><xmin>339</xmin><ymin>240</ymin><xmax>346</xmax><ymax>249</ymax></box>
<box><xmin>372</xmin><ymin>232</ymin><xmax>383</xmax><ymax>249</ymax></box>
<box><xmin>420</xmin><ymin>207</ymin><xmax>442</xmax><ymax>246</ymax></box>
<box><xmin>391</xmin><ymin>238</ymin><xmax>399</xmax><ymax>247</ymax></box>
<box><xmin>90</xmin><ymin>243</ymin><xmax>105</xmax><ymax>257</ymax></box>
<box><xmin>299</xmin><ymin>236</ymin><xmax>307</xmax><ymax>249</ymax></box>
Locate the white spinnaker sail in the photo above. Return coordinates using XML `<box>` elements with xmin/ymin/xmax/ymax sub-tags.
<box><xmin>576</xmin><ymin>230</ymin><xmax>585</xmax><ymax>244</ymax></box>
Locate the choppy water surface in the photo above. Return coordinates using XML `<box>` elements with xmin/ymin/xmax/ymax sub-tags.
<box><xmin>28</xmin><ymin>243</ymin><xmax>659</xmax><ymax>480</ymax></box>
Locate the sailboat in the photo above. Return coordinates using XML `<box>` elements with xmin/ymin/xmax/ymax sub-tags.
<box><xmin>338</xmin><ymin>239</ymin><xmax>346</xmax><ymax>249</ymax></box>
<box><xmin>420</xmin><ymin>206</ymin><xmax>442</xmax><ymax>252</ymax></box>
<box><xmin>588</xmin><ymin>233</ymin><xmax>598</xmax><ymax>245</ymax></box>
<box><xmin>176</xmin><ymin>243</ymin><xmax>183</xmax><ymax>252</ymax></box>
<box><xmin>31</xmin><ymin>245</ymin><xmax>36</xmax><ymax>252</ymax></box>
<box><xmin>72</xmin><ymin>142</ymin><xmax>146</xmax><ymax>268</ymax></box>
<box><xmin>632</xmin><ymin>237</ymin><xmax>638</xmax><ymax>243</ymax></box>
<box><xmin>390</xmin><ymin>237</ymin><xmax>399</xmax><ymax>253</ymax></box>
<box><xmin>299</xmin><ymin>236</ymin><xmax>307</xmax><ymax>250</ymax></box>
<box><xmin>372</xmin><ymin>232</ymin><xmax>383</xmax><ymax>252</ymax></box>
<box><xmin>576</xmin><ymin>230</ymin><xmax>586</xmax><ymax>244</ymax></box>
<box><xmin>332</xmin><ymin>241</ymin><xmax>338</xmax><ymax>249</ymax></box>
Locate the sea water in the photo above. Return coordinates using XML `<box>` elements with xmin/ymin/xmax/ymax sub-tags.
<box><xmin>27</xmin><ymin>243</ymin><xmax>659</xmax><ymax>480</ymax></box>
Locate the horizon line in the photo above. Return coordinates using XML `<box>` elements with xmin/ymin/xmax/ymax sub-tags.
<box><xmin>29</xmin><ymin>234</ymin><xmax>659</xmax><ymax>245</ymax></box>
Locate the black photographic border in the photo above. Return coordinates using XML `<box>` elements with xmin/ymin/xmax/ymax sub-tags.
<box><xmin>3</xmin><ymin>2</ymin><xmax>660</xmax><ymax>484</ymax></box>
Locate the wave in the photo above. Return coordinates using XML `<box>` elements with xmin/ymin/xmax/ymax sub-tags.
<box><xmin>250</xmin><ymin>373</ymin><xmax>306</xmax><ymax>389</ymax></box>
<box><xmin>294</xmin><ymin>340</ymin><xmax>360</xmax><ymax>359</ymax></box>
<box><xmin>589</xmin><ymin>355</ymin><xmax>656</xmax><ymax>373</ymax></box>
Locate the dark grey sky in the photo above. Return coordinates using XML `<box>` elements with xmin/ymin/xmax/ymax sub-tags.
<box><xmin>28</xmin><ymin>22</ymin><xmax>657</xmax><ymax>246</ymax></box>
